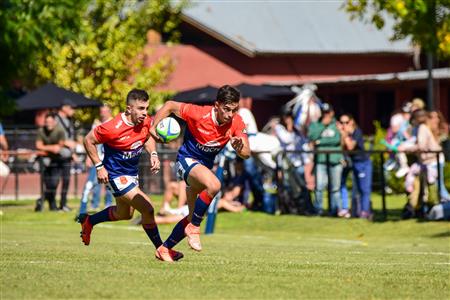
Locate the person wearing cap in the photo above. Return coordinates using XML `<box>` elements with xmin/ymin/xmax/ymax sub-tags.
<box><xmin>411</xmin><ymin>98</ymin><xmax>425</xmax><ymax>112</ymax></box>
<box><xmin>55</xmin><ymin>98</ymin><xmax>79</xmax><ymax>212</ymax></box>
<box><xmin>308</xmin><ymin>103</ymin><xmax>343</xmax><ymax>216</ymax></box>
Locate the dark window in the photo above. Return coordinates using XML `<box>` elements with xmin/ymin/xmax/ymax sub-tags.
<box><xmin>329</xmin><ymin>93</ymin><xmax>359</xmax><ymax>123</ymax></box>
<box><xmin>375</xmin><ymin>91</ymin><xmax>395</xmax><ymax>128</ymax></box>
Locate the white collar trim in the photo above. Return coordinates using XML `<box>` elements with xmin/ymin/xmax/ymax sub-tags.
<box><xmin>211</xmin><ymin>107</ymin><xmax>219</xmax><ymax>126</ymax></box>
<box><xmin>121</xmin><ymin>113</ymin><xmax>135</xmax><ymax>127</ymax></box>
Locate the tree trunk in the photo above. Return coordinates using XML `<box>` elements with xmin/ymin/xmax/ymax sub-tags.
<box><xmin>426</xmin><ymin>52</ymin><xmax>434</xmax><ymax>110</ymax></box>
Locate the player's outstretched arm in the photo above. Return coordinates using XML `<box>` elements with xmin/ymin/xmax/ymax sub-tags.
<box><xmin>231</xmin><ymin>136</ymin><xmax>250</xmax><ymax>159</ymax></box>
<box><xmin>144</xmin><ymin>136</ymin><xmax>160</xmax><ymax>174</ymax></box>
<box><xmin>150</xmin><ymin>101</ymin><xmax>183</xmax><ymax>142</ymax></box>
<box><xmin>84</xmin><ymin>130</ymin><xmax>109</xmax><ymax>184</ymax></box>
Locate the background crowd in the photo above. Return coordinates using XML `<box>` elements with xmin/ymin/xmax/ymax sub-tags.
<box><xmin>0</xmin><ymin>89</ymin><xmax>449</xmax><ymax>222</ymax></box>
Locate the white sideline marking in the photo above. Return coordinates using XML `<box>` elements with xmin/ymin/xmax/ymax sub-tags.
<box><xmin>8</xmin><ymin>221</ymin><xmax>71</xmax><ymax>225</ymax></box>
<box><xmin>26</xmin><ymin>260</ymin><xmax>65</xmax><ymax>264</ymax></box>
<box><xmin>319</xmin><ymin>238</ymin><xmax>366</xmax><ymax>245</ymax></box>
<box><xmin>299</xmin><ymin>262</ymin><xmax>450</xmax><ymax>266</ymax></box>
<box><xmin>391</xmin><ymin>251</ymin><xmax>450</xmax><ymax>256</ymax></box>
<box><xmin>127</xmin><ymin>241</ymin><xmax>148</xmax><ymax>245</ymax></box>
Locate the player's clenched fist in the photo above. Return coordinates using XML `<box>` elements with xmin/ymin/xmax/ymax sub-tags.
<box><xmin>230</xmin><ymin>136</ymin><xmax>244</xmax><ymax>152</ymax></box>
<box><xmin>150</xmin><ymin>155</ymin><xmax>160</xmax><ymax>174</ymax></box>
<box><xmin>96</xmin><ymin>167</ymin><xmax>109</xmax><ymax>184</ymax></box>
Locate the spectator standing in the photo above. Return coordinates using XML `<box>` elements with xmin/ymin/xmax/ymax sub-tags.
<box><xmin>338</xmin><ymin>114</ymin><xmax>373</xmax><ymax>219</ymax></box>
<box><xmin>56</xmin><ymin>99</ymin><xmax>78</xmax><ymax>211</ymax></box>
<box><xmin>427</xmin><ymin>110</ymin><xmax>449</xmax><ymax>201</ymax></box>
<box><xmin>35</xmin><ymin>113</ymin><xmax>66</xmax><ymax>211</ymax></box>
<box><xmin>0</xmin><ymin>123</ymin><xmax>10</xmax><ymax>177</ymax></box>
<box><xmin>238</xmin><ymin>104</ymin><xmax>265</xmax><ymax>211</ymax></box>
<box><xmin>274</xmin><ymin>107</ymin><xmax>314</xmax><ymax>214</ymax></box>
<box><xmin>400</xmin><ymin>109</ymin><xmax>442</xmax><ymax>215</ymax></box>
<box><xmin>78</xmin><ymin>105</ymin><xmax>114</xmax><ymax>216</ymax></box>
<box><xmin>308</xmin><ymin>103</ymin><xmax>343</xmax><ymax>216</ymax></box>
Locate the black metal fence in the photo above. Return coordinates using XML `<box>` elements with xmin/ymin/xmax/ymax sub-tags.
<box><xmin>273</xmin><ymin>149</ymin><xmax>447</xmax><ymax>220</ymax></box>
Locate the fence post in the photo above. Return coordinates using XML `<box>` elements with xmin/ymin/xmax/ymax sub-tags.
<box><xmin>159</xmin><ymin>152</ymin><xmax>165</xmax><ymax>195</ymax></box>
<box><xmin>274</xmin><ymin>151</ymin><xmax>283</xmax><ymax>214</ymax></box>
<box><xmin>379</xmin><ymin>152</ymin><xmax>387</xmax><ymax>219</ymax></box>
<box><xmin>74</xmin><ymin>164</ymin><xmax>78</xmax><ymax>200</ymax></box>
<box><xmin>40</xmin><ymin>158</ymin><xmax>45</xmax><ymax>201</ymax></box>
<box><xmin>436</xmin><ymin>152</ymin><xmax>441</xmax><ymax>203</ymax></box>
<box><xmin>205</xmin><ymin>153</ymin><xmax>226</xmax><ymax>235</ymax></box>
<box><xmin>14</xmin><ymin>155</ymin><xmax>19</xmax><ymax>201</ymax></box>
<box><xmin>13</xmin><ymin>128</ymin><xmax>18</xmax><ymax>201</ymax></box>
<box><xmin>326</xmin><ymin>152</ymin><xmax>331</xmax><ymax>215</ymax></box>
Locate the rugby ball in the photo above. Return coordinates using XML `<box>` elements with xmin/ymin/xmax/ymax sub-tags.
<box><xmin>156</xmin><ymin>117</ymin><xmax>181</xmax><ymax>142</ymax></box>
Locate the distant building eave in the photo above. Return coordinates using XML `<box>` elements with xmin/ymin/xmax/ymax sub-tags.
<box><xmin>267</xmin><ymin>68</ymin><xmax>450</xmax><ymax>86</ymax></box>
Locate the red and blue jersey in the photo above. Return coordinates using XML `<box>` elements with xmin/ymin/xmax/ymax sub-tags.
<box><xmin>94</xmin><ymin>113</ymin><xmax>152</xmax><ymax>179</ymax></box>
<box><xmin>178</xmin><ymin>103</ymin><xmax>247</xmax><ymax>169</ymax></box>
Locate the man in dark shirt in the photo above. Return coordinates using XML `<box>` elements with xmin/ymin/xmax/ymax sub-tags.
<box><xmin>35</xmin><ymin>113</ymin><xmax>66</xmax><ymax>211</ymax></box>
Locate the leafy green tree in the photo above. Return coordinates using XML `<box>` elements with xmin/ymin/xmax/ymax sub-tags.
<box><xmin>344</xmin><ymin>0</ymin><xmax>450</xmax><ymax>109</ymax></box>
<box><xmin>37</xmin><ymin>0</ymin><xmax>184</xmax><ymax>123</ymax></box>
<box><xmin>344</xmin><ymin>0</ymin><xmax>450</xmax><ymax>57</ymax></box>
<box><xmin>0</xmin><ymin>0</ymin><xmax>89</xmax><ymax>116</ymax></box>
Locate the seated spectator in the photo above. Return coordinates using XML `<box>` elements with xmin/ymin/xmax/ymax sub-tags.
<box><xmin>427</xmin><ymin>201</ymin><xmax>450</xmax><ymax>221</ymax></box>
<box><xmin>217</xmin><ymin>159</ymin><xmax>246</xmax><ymax>213</ymax></box>
<box><xmin>159</xmin><ymin>139</ymin><xmax>187</xmax><ymax>215</ymax></box>
<box><xmin>338</xmin><ymin>114</ymin><xmax>373</xmax><ymax>219</ymax></box>
<box><xmin>308</xmin><ymin>103</ymin><xmax>343</xmax><ymax>216</ymax></box>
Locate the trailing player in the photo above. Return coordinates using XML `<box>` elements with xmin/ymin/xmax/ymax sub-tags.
<box><xmin>79</xmin><ymin>89</ymin><xmax>183</xmax><ymax>261</ymax></box>
<box><xmin>150</xmin><ymin>85</ymin><xmax>250</xmax><ymax>262</ymax></box>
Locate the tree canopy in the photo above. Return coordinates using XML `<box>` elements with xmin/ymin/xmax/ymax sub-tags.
<box><xmin>37</xmin><ymin>0</ymin><xmax>184</xmax><ymax>122</ymax></box>
<box><xmin>344</xmin><ymin>0</ymin><xmax>450</xmax><ymax>57</ymax></box>
<box><xmin>0</xmin><ymin>0</ymin><xmax>184</xmax><ymax>121</ymax></box>
<box><xmin>0</xmin><ymin>0</ymin><xmax>90</xmax><ymax>116</ymax></box>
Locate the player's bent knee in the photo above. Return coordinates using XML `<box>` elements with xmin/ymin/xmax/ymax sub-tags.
<box><xmin>125</xmin><ymin>213</ymin><xmax>134</xmax><ymax>220</ymax></box>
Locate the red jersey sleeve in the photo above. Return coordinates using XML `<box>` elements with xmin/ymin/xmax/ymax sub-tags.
<box><xmin>179</xmin><ymin>103</ymin><xmax>202</xmax><ymax>122</ymax></box>
<box><xmin>93</xmin><ymin>119</ymin><xmax>115</xmax><ymax>144</ymax></box>
<box><xmin>232</xmin><ymin>114</ymin><xmax>248</xmax><ymax>138</ymax></box>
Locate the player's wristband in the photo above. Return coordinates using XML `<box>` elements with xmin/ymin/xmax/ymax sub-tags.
<box><xmin>95</xmin><ymin>162</ymin><xmax>104</xmax><ymax>170</ymax></box>
<box><xmin>150</xmin><ymin>151</ymin><xmax>158</xmax><ymax>157</ymax></box>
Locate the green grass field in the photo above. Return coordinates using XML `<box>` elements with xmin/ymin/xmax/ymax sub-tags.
<box><xmin>1</xmin><ymin>195</ymin><xmax>449</xmax><ymax>299</ymax></box>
